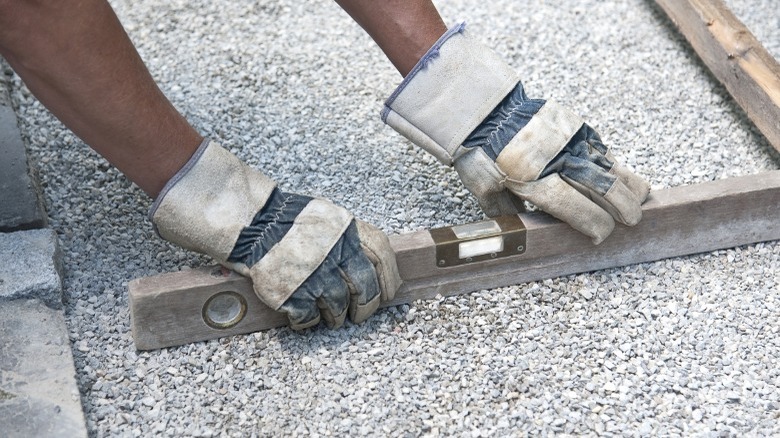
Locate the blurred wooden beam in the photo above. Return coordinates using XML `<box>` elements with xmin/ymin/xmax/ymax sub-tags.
<box><xmin>653</xmin><ymin>0</ymin><xmax>780</xmax><ymax>152</ymax></box>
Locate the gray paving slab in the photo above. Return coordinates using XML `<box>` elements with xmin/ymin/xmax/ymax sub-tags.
<box><xmin>0</xmin><ymin>64</ymin><xmax>47</xmax><ymax>232</ymax></box>
<box><xmin>0</xmin><ymin>299</ymin><xmax>88</xmax><ymax>438</ymax></box>
<box><xmin>1</xmin><ymin>56</ymin><xmax>86</xmax><ymax>438</ymax></box>
<box><xmin>0</xmin><ymin>229</ymin><xmax>63</xmax><ymax>309</ymax></box>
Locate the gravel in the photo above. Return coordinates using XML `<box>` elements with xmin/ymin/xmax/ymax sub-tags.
<box><xmin>6</xmin><ymin>0</ymin><xmax>780</xmax><ymax>436</ymax></box>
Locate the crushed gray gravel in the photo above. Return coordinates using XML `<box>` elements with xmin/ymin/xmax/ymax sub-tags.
<box><xmin>6</xmin><ymin>0</ymin><xmax>780</xmax><ymax>436</ymax></box>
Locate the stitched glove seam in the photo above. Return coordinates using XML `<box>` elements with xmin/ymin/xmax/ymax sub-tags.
<box><xmin>227</xmin><ymin>189</ymin><xmax>312</xmax><ymax>267</ymax></box>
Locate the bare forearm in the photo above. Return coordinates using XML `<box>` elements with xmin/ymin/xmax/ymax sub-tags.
<box><xmin>0</xmin><ymin>0</ymin><xmax>448</xmax><ymax>197</ymax></box>
<box><xmin>0</xmin><ymin>0</ymin><xmax>200</xmax><ymax>197</ymax></box>
<box><xmin>334</xmin><ymin>0</ymin><xmax>447</xmax><ymax>77</ymax></box>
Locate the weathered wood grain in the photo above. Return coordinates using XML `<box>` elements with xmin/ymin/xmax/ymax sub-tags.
<box><xmin>130</xmin><ymin>171</ymin><xmax>780</xmax><ymax>350</ymax></box>
<box><xmin>653</xmin><ymin>0</ymin><xmax>780</xmax><ymax>152</ymax></box>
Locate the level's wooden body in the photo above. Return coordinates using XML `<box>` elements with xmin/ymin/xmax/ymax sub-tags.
<box><xmin>130</xmin><ymin>171</ymin><xmax>780</xmax><ymax>350</ymax></box>
<box><xmin>653</xmin><ymin>0</ymin><xmax>780</xmax><ymax>152</ymax></box>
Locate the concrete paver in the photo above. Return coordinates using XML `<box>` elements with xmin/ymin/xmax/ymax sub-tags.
<box><xmin>1</xmin><ymin>63</ymin><xmax>87</xmax><ymax>437</ymax></box>
<box><xmin>0</xmin><ymin>229</ymin><xmax>63</xmax><ymax>309</ymax></box>
<box><xmin>0</xmin><ymin>299</ymin><xmax>88</xmax><ymax>438</ymax></box>
<box><xmin>0</xmin><ymin>67</ymin><xmax>47</xmax><ymax>232</ymax></box>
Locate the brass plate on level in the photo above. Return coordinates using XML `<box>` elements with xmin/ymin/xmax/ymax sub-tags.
<box><xmin>429</xmin><ymin>215</ymin><xmax>527</xmax><ymax>268</ymax></box>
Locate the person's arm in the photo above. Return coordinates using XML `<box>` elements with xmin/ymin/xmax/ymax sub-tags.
<box><xmin>334</xmin><ymin>0</ymin><xmax>446</xmax><ymax>77</ymax></box>
<box><xmin>0</xmin><ymin>0</ymin><xmax>199</xmax><ymax>197</ymax></box>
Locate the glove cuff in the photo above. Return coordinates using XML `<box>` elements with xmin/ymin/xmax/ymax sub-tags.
<box><xmin>148</xmin><ymin>137</ymin><xmax>212</xmax><ymax>227</ymax></box>
<box><xmin>149</xmin><ymin>139</ymin><xmax>277</xmax><ymax>263</ymax></box>
<box><xmin>382</xmin><ymin>23</ymin><xmax>521</xmax><ymax>165</ymax></box>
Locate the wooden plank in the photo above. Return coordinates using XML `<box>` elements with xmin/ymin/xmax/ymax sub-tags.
<box><xmin>653</xmin><ymin>0</ymin><xmax>780</xmax><ymax>152</ymax></box>
<box><xmin>130</xmin><ymin>170</ymin><xmax>780</xmax><ymax>350</ymax></box>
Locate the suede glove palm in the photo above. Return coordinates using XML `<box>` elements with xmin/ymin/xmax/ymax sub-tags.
<box><xmin>382</xmin><ymin>24</ymin><xmax>649</xmax><ymax>244</ymax></box>
<box><xmin>150</xmin><ymin>140</ymin><xmax>401</xmax><ymax>330</ymax></box>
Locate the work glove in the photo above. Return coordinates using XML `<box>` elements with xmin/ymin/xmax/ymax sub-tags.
<box><xmin>382</xmin><ymin>24</ymin><xmax>649</xmax><ymax>244</ymax></box>
<box><xmin>150</xmin><ymin>140</ymin><xmax>401</xmax><ymax>330</ymax></box>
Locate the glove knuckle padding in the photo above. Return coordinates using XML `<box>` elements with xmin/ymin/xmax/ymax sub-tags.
<box><xmin>494</xmin><ymin>101</ymin><xmax>584</xmax><ymax>182</ymax></box>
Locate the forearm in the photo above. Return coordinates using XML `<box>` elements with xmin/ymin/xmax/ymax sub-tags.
<box><xmin>334</xmin><ymin>0</ymin><xmax>447</xmax><ymax>77</ymax></box>
<box><xmin>0</xmin><ymin>0</ymin><xmax>201</xmax><ymax>197</ymax></box>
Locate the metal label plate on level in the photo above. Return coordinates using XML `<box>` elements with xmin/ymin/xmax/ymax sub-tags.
<box><xmin>429</xmin><ymin>215</ymin><xmax>527</xmax><ymax>268</ymax></box>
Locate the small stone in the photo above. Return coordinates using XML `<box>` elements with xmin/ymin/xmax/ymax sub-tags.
<box><xmin>141</xmin><ymin>397</ymin><xmax>156</xmax><ymax>407</ymax></box>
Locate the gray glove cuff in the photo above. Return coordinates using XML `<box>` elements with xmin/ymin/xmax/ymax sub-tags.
<box><xmin>148</xmin><ymin>137</ymin><xmax>212</xmax><ymax>233</ymax></box>
<box><xmin>149</xmin><ymin>139</ymin><xmax>277</xmax><ymax>263</ymax></box>
<box><xmin>382</xmin><ymin>23</ymin><xmax>521</xmax><ymax>166</ymax></box>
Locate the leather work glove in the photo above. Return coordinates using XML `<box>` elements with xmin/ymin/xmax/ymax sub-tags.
<box><xmin>382</xmin><ymin>24</ymin><xmax>650</xmax><ymax>244</ymax></box>
<box><xmin>150</xmin><ymin>140</ymin><xmax>402</xmax><ymax>330</ymax></box>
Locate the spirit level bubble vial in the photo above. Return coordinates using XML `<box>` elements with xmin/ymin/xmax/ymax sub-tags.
<box><xmin>429</xmin><ymin>215</ymin><xmax>527</xmax><ymax>268</ymax></box>
<box><xmin>202</xmin><ymin>291</ymin><xmax>248</xmax><ymax>329</ymax></box>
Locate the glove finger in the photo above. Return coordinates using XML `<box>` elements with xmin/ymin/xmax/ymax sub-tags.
<box><xmin>454</xmin><ymin>148</ymin><xmax>522</xmax><ymax>217</ymax></box>
<box><xmin>544</xmin><ymin>151</ymin><xmax>643</xmax><ymax>226</ymax></box>
<box><xmin>277</xmin><ymin>246</ymin><xmax>350</xmax><ymax>330</ymax></box>
<box><xmin>562</xmin><ymin>175</ymin><xmax>643</xmax><ymax>227</ymax></box>
<box><xmin>569</xmin><ymin>129</ymin><xmax>648</xmax><ymax>204</ymax></box>
<box><xmin>318</xmin><ymin>291</ymin><xmax>349</xmax><ymax>330</ymax></box>
<box><xmin>581</xmin><ymin>124</ymin><xmax>609</xmax><ymax>156</ymax></box>
<box><xmin>563</xmin><ymin>126</ymin><xmax>612</xmax><ymax>171</ymax></box>
<box><xmin>506</xmin><ymin>174</ymin><xmax>615</xmax><ymax>244</ymax></box>
<box><xmin>476</xmin><ymin>189</ymin><xmax>526</xmax><ymax>217</ymax></box>
<box><xmin>312</xmin><ymin>271</ymin><xmax>351</xmax><ymax>330</ymax></box>
<box><xmin>605</xmin><ymin>152</ymin><xmax>650</xmax><ymax>204</ymax></box>
<box><xmin>544</xmin><ymin>152</ymin><xmax>618</xmax><ymax>198</ymax></box>
<box><xmin>337</xmin><ymin>222</ymin><xmax>382</xmax><ymax>324</ymax></box>
<box><xmin>355</xmin><ymin>220</ymin><xmax>402</xmax><ymax>303</ymax></box>
<box><xmin>277</xmin><ymin>288</ymin><xmax>323</xmax><ymax>331</ymax></box>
